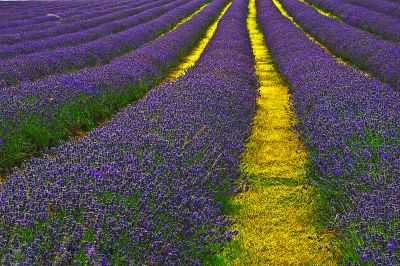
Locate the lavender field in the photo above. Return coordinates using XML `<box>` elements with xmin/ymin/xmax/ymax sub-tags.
<box><xmin>0</xmin><ymin>0</ymin><xmax>398</xmax><ymax>264</ymax></box>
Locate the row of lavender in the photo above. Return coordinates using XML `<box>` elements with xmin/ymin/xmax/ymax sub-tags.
<box><xmin>342</xmin><ymin>0</ymin><xmax>400</xmax><ymax>19</ymax></box>
<box><xmin>0</xmin><ymin>0</ymin><xmax>159</xmax><ymax>45</ymax></box>
<box><xmin>278</xmin><ymin>0</ymin><xmax>400</xmax><ymax>91</ymax></box>
<box><xmin>258</xmin><ymin>0</ymin><xmax>400</xmax><ymax>264</ymax></box>
<box><xmin>0</xmin><ymin>1</ymin><xmax>138</xmax><ymax>31</ymax></box>
<box><xmin>0</xmin><ymin>0</ymin><xmax>113</xmax><ymax>26</ymax></box>
<box><xmin>0</xmin><ymin>0</ymin><xmax>257</xmax><ymax>263</ymax></box>
<box><xmin>0</xmin><ymin>0</ymin><xmax>205</xmax><ymax>88</ymax></box>
<box><xmin>304</xmin><ymin>0</ymin><xmax>400</xmax><ymax>42</ymax></box>
<box><xmin>0</xmin><ymin>1</ymin><xmax>67</xmax><ymax>12</ymax></box>
<box><xmin>0</xmin><ymin>1</ymin><xmax>86</xmax><ymax>16</ymax></box>
<box><xmin>0</xmin><ymin>0</ymin><xmax>181</xmax><ymax>58</ymax></box>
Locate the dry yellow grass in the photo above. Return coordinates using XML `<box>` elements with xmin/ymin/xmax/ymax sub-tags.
<box><xmin>160</xmin><ymin>3</ymin><xmax>209</xmax><ymax>38</ymax></box>
<box><xmin>298</xmin><ymin>0</ymin><xmax>341</xmax><ymax>20</ymax></box>
<box><xmin>164</xmin><ymin>2</ymin><xmax>232</xmax><ymax>82</ymax></box>
<box><xmin>212</xmin><ymin>0</ymin><xmax>338</xmax><ymax>264</ymax></box>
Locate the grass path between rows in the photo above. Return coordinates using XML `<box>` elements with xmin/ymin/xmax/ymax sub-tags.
<box><xmin>300</xmin><ymin>0</ymin><xmax>341</xmax><ymax>20</ymax></box>
<box><xmin>208</xmin><ymin>0</ymin><xmax>337</xmax><ymax>264</ymax></box>
<box><xmin>163</xmin><ymin>2</ymin><xmax>232</xmax><ymax>82</ymax></box>
<box><xmin>160</xmin><ymin>2</ymin><xmax>210</xmax><ymax>39</ymax></box>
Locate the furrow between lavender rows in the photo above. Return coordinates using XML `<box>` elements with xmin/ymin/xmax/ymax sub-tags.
<box><xmin>0</xmin><ymin>0</ymin><xmax>207</xmax><ymax>88</ymax></box>
<box><xmin>277</xmin><ymin>0</ymin><xmax>400</xmax><ymax>91</ymax></box>
<box><xmin>0</xmin><ymin>0</ymin><xmax>155</xmax><ymax>37</ymax></box>
<box><xmin>0</xmin><ymin>0</ymin><xmax>186</xmax><ymax>58</ymax></box>
<box><xmin>0</xmin><ymin>0</ymin><xmax>257</xmax><ymax>263</ymax></box>
<box><xmin>257</xmin><ymin>0</ymin><xmax>400</xmax><ymax>264</ymax></box>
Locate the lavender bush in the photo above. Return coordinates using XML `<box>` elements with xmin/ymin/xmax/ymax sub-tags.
<box><xmin>342</xmin><ymin>0</ymin><xmax>400</xmax><ymax>19</ymax></box>
<box><xmin>0</xmin><ymin>0</ymin><xmax>138</xmax><ymax>33</ymax></box>
<box><xmin>0</xmin><ymin>0</ymin><xmax>133</xmax><ymax>18</ymax></box>
<box><xmin>0</xmin><ymin>0</ymin><xmax>185</xmax><ymax>58</ymax></box>
<box><xmin>0</xmin><ymin>0</ymin><xmax>257</xmax><ymax>263</ymax></box>
<box><xmin>305</xmin><ymin>0</ymin><xmax>400</xmax><ymax>42</ymax></box>
<box><xmin>0</xmin><ymin>1</ymin><xmax>104</xmax><ymax>27</ymax></box>
<box><xmin>257</xmin><ymin>0</ymin><xmax>400</xmax><ymax>264</ymax></box>
<box><xmin>278</xmin><ymin>0</ymin><xmax>400</xmax><ymax>91</ymax></box>
<box><xmin>0</xmin><ymin>0</ymin><xmax>162</xmax><ymax>46</ymax></box>
<box><xmin>0</xmin><ymin>0</ymin><xmax>207</xmax><ymax>88</ymax></box>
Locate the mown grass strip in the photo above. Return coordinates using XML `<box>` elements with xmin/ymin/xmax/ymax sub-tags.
<box><xmin>301</xmin><ymin>0</ymin><xmax>342</xmax><ymax>20</ymax></box>
<box><xmin>163</xmin><ymin>2</ymin><xmax>232</xmax><ymax>82</ymax></box>
<box><xmin>166</xmin><ymin>2</ymin><xmax>210</xmax><ymax>33</ymax></box>
<box><xmin>208</xmin><ymin>0</ymin><xmax>337</xmax><ymax>264</ymax></box>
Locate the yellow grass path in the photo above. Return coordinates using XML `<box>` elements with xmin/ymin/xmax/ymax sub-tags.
<box><xmin>164</xmin><ymin>2</ymin><xmax>232</xmax><ymax>82</ymax></box>
<box><xmin>213</xmin><ymin>0</ymin><xmax>337</xmax><ymax>264</ymax></box>
<box><xmin>161</xmin><ymin>2</ymin><xmax>210</xmax><ymax>37</ymax></box>
<box><xmin>300</xmin><ymin>0</ymin><xmax>341</xmax><ymax>20</ymax></box>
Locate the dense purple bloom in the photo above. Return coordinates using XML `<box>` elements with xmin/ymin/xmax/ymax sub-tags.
<box><xmin>0</xmin><ymin>0</ymin><xmax>208</xmax><ymax>87</ymax></box>
<box><xmin>278</xmin><ymin>0</ymin><xmax>400</xmax><ymax>91</ymax></box>
<box><xmin>0</xmin><ymin>1</ymin><xmax>99</xmax><ymax>25</ymax></box>
<box><xmin>0</xmin><ymin>0</ymin><xmax>151</xmax><ymax>36</ymax></box>
<box><xmin>0</xmin><ymin>0</ymin><xmax>183</xmax><ymax>57</ymax></box>
<box><xmin>257</xmin><ymin>0</ymin><xmax>400</xmax><ymax>264</ymax></box>
<box><xmin>342</xmin><ymin>0</ymin><xmax>400</xmax><ymax>19</ymax></box>
<box><xmin>388</xmin><ymin>243</ymin><xmax>397</xmax><ymax>252</ymax></box>
<box><xmin>305</xmin><ymin>0</ymin><xmax>400</xmax><ymax>42</ymax></box>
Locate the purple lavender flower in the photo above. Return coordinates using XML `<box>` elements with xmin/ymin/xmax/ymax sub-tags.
<box><xmin>362</xmin><ymin>254</ymin><xmax>369</xmax><ymax>263</ymax></box>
